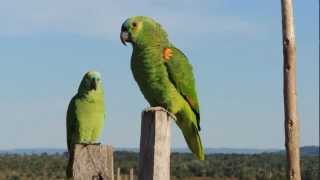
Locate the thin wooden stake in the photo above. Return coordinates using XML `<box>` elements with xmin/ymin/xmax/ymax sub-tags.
<box><xmin>117</xmin><ymin>167</ymin><xmax>121</xmax><ymax>180</ymax></box>
<box><xmin>129</xmin><ymin>168</ymin><xmax>134</xmax><ymax>180</ymax></box>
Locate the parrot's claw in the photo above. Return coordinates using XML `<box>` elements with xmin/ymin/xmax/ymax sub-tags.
<box><xmin>144</xmin><ymin>106</ymin><xmax>177</xmax><ymax>121</ymax></box>
<box><xmin>167</xmin><ymin>111</ymin><xmax>177</xmax><ymax>121</ymax></box>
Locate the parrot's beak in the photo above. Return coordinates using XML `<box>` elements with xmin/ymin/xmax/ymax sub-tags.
<box><xmin>120</xmin><ymin>25</ymin><xmax>130</xmax><ymax>46</ymax></box>
<box><xmin>120</xmin><ymin>31</ymin><xmax>129</xmax><ymax>46</ymax></box>
<box><xmin>91</xmin><ymin>81</ymin><xmax>97</xmax><ymax>90</ymax></box>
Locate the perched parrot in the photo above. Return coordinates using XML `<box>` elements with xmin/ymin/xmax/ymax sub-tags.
<box><xmin>66</xmin><ymin>71</ymin><xmax>106</xmax><ymax>177</ymax></box>
<box><xmin>120</xmin><ymin>16</ymin><xmax>204</xmax><ymax>160</ymax></box>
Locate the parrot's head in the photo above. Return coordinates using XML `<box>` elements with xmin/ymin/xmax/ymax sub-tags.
<box><xmin>120</xmin><ymin>16</ymin><xmax>168</xmax><ymax>47</ymax></box>
<box><xmin>78</xmin><ymin>71</ymin><xmax>103</xmax><ymax>94</ymax></box>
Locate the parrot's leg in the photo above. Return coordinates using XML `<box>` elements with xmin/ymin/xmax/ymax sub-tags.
<box><xmin>144</xmin><ymin>106</ymin><xmax>177</xmax><ymax>121</ymax></box>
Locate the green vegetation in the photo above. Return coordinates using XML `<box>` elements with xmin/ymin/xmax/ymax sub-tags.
<box><xmin>0</xmin><ymin>153</ymin><xmax>66</xmax><ymax>180</ymax></box>
<box><xmin>0</xmin><ymin>152</ymin><xmax>318</xmax><ymax>180</ymax></box>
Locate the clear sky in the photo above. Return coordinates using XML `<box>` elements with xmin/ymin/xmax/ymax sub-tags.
<box><xmin>0</xmin><ymin>0</ymin><xmax>318</xmax><ymax>150</ymax></box>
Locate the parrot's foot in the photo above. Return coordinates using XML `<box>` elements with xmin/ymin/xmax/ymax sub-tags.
<box><xmin>167</xmin><ymin>111</ymin><xmax>177</xmax><ymax>121</ymax></box>
<box><xmin>91</xmin><ymin>142</ymin><xmax>101</xmax><ymax>146</ymax></box>
<box><xmin>79</xmin><ymin>142</ymin><xmax>101</xmax><ymax>146</ymax></box>
<box><xmin>144</xmin><ymin>106</ymin><xmax>177</xmax><ymax>121</ymax></box>
<box><xmin>144</xmin><ymin>106</ymin><xmax>166</xmax><ymax>112</ymax></box>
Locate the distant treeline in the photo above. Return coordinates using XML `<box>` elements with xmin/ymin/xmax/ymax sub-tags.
<box><xmin>0</xmin><ymin>152</ymin><xmax>318</xmax><ymax>180</ymax></box>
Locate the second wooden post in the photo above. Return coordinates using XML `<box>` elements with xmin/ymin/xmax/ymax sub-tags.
<box><xmin>139</xmin><ymin>107</ymin><xmax>172</xmax><ymax>180</ymax></box>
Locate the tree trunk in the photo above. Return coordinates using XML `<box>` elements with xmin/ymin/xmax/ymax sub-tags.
<box><xmin>281</xmin><ymin>0</ymin><xmax>301</xmax><ymax>179</ymax></box>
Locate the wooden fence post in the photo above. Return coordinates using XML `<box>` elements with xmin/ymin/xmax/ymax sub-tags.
<box><xmin>69</xmin><ymin>144</ymin><xmax>114</xmax><ymax>180</ymax></box>
<box><xmin>129</xmin><ymin>168</ymin><xmax>134</xmax><ymax>180</ymax></box>
<box><xmin>138</xmin><ymin>107</ymin><xmax>172</xmax><ymax>180</ymax></box>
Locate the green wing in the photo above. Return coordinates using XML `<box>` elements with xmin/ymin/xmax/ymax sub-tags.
<box><xmin>164</xmin><ymin>46</ymin><xmax>201</xmax><ymax>130</ymax></box>
<box><xmin>66</xmin><ymin>96</ymin><xmax>77</xmax><ymax>152</ymax></box>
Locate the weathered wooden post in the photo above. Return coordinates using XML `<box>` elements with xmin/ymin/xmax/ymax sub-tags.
<box><xmin>281</xmin><ymin>0</ymin><xmax>301</xmax><ymax>179</ymax></box>
<box><xmin>69</xmin><ymin>144</ymin><xmax>114</xmax><ymax>180</ymax></box>
<box><xmin>139</xmin><ymin>107</ymin><xmax>172</xmax><ymax>180</ymax></box>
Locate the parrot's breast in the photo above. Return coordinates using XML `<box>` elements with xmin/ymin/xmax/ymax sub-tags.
<box><xmin>131</xmin><ymin>47</ymin><xmax>182</xmax><ymax>110</ymax></box>
<box><xmin>75</xmin><ymin>96</ymin><xmax>105</xmax><ymax>143</ymax></box>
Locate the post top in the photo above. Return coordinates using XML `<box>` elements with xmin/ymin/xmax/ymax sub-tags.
<box><xmin>143</xmin><ymin>106</ymin><xmax>176</xmax><ymax>120</ymax></box>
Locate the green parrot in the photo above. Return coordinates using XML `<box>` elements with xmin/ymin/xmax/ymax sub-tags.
<box><xmin>120</xmin><ymin>16</ymin><xmax>204</xmax><ymax>160</ymax></box>
<box><xmin>66</xmin><ymin>71</ymin><xmax>105</xmax><ymax>177</ymax></box>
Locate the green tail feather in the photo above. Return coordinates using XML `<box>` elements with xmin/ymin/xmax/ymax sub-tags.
<box><xmin>176</xmin><ymin>111</ymin><xmax>205</xmax><ymax>160</ymax></box>
<box><xmin>182</xmin><ymin>125</ymin><xmax>205</xmax><ymax>160</ymax></box>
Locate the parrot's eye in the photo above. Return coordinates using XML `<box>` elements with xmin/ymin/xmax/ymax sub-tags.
<box><xmin>132</xmin><ymin>22</ymin><xmax>137</xmax><ymax>28</ymax></box>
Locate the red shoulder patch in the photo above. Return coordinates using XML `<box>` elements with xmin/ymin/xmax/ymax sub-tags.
<box><xmin>163</xmin><ymin>48</ymin><xmax>173</xmax><ymax>62</ymax></box>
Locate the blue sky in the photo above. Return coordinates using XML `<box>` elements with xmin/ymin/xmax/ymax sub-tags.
<box><xmin>0</xmin><ymin>0</ymin><xmax>318</xmax><ymax>150</ymax></box>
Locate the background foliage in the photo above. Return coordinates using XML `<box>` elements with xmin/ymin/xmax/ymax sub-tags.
<box><xmin>0</xmin><ymin>152</ymin><xmax>318</xmax><ymax>180</ymax></box>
